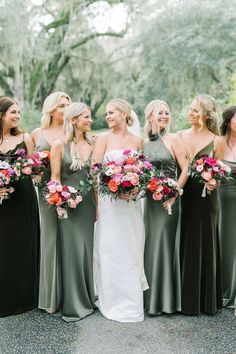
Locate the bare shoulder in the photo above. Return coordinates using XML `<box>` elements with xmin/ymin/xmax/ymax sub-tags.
<box><xmin>23</xmin><ymin>132</ymin><xmax>34</xmax><ymax>144</ymax></box>
<box><xmin>31</xmin><ymin>127</ymin><xmax>41</xmax><ymax>138</ymax></box>
<box><xmin>95</xmin><ymin>132</ymin><xmax>110</xmax><ymax>144</ymax></box>
<box><xmin>51</xmin><ymin>138</ymin><xmax>65</xmax><ymax>150</ymax></box>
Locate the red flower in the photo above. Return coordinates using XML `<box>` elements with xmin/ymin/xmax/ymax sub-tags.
<box><xmin>122</xmin><ymin>180</ymin><xmax>132</xmax><ymax>188</ymax></box>
<box><xmin>108</xmin><ymin>179</ymin><xmax>118</xmax><ymax>192</ymax></box>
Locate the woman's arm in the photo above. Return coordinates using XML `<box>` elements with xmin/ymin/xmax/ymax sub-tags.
<box><xmin>24</xmin><ymin>133</ymin><xmax>35</xmax><ymax>155</ymax></box>
<box><xmin>50</xmin><ymin>140</ymin><xmax>64</xmax><ymax>183</ymax></box>
<box><xmin>171</xmin><ymin>134</ymin><xmax>189</xmax><ymax>188</ymax></box>
<box><xmin>31</xmin><ymin>127</ymin><xmax>41</xmax><ymax>147</ymax></box>
<box><xmin>91</xmin><ymin>134</ymin><xmax>107</xmax><ymax>164</ymax></box>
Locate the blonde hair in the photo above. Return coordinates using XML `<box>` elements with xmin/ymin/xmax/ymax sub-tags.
<box><xmin>144</xmin><ymin>100</ymin><xmax>171</xmax><ymax>137</ymax></box>
<box><xmin>63</xmin><ymin>102</ymin><xmax>94</xmax><ymax>171</ymax></box>
<box><xmin>107</xmin><ymin>98</ymin><xmax>134</xmax><ymax>127</ymax></box>
<box><xmin>194</xmin><ymin>94</ymin><xmax>219</xmax><ymax>135</ymax></box>
<box><xmin>41</xmin><ymin>92</ymin><xmax>71</xmax><ymax>128</ymax></box>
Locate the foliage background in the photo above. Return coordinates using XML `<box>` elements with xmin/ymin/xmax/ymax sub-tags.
<box><xmin>0</xmin><ymin>0</ymin><xmax>236</xmax><ymax>131</ymax></box>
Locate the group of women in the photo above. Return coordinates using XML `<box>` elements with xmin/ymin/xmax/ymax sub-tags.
<box><xmin>0</xmin><ymin>92</ymin><xmax>235</xmax><ymax>322</ymax></box>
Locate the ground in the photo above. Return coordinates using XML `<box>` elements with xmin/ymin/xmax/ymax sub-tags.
<box><xmin>0</xmin><ymin>308</ymin><xmax>235</xmax><ymax>354</ymax></box>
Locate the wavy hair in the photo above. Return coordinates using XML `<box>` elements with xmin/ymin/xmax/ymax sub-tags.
<box><xmin>194</xmin><ymin>94</ymin><xmax>219</xmax><ymax>135</ymax></box>
<box><xmin>220</xmin><ymin>105</ymin><xmax>236</xmax><ymax>147</ymax></box>
<box><xmin>63</xmin><ymin>102</ymin><xmax>94</xmax><ymax>171</ymax></box>
<box><xmin>0</xmin><ymin>96</ymin><xmax>22</xmax><ymax>142</ymax></box>
<box><xmin>41</xmin><ymin>92</ymin><xmax>71</xmax><ymax>128</ymax></box>
<box><xmin>144</xmin><ymin>99</ymin><xmax>171</xmax><ymax>137</ymax></box>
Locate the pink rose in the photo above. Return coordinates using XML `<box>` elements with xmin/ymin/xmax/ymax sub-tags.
<box><xmin>67</xmin><ymin>199</ymin><xmax>78</xmax><ymax>208</ymax></box>
<box><xmin>113</xmin><ymin>174</ymin><xmax>123</xmax><ymax>184</ymax></box>
<box><xmin>201</xmin><ymin>171</ymin><xmax>212</xmax><ymax>181</ymax></box>
<box><xmin>130</xmin><ymin>173</ymin><xmax>139</xmax><ymax>186</ymax></box>
<box><xmin>123</xmin><ymin>149</ymin><xmax>131</xmax><ymax>156</ymax></box>
<box><xmin>152</xmin><ymin>192</ymin><xmax>163</xmax><ymax>201</ymax></box>
<box><xmin>196</xmin><ymin>165</ymin><xmax>204</xmax><ymax>172</ymax></box>
<box><xmin>207</xmin><ymin>178</ymin><xmax>217</xmax><ymax>186</ymax></box>
<box><xmin>143</xmin><ymin>161</ymin><xmax>153</xmax><ymax>170</ymax></box>
<box><xmin>22</xmin><ymin>166</ymin><xmax>32</xmax><ymax>175</ymax></box>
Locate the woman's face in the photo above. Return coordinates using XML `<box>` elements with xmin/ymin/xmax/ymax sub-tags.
<box><xmin>149</xmin><ymin>103</ymin><xmax>170</xmax><ymax>131</ymax></box>
<box><xmin>189</xmin><ymin>100</ymin><xmax>201</xmax><ymax>126</ymax></box>
<box><xmin>73</xmin><ymin>108</ymin><xmax>93</xmax><ymax>132</ymax></box>
<box><xmin>51</xmin><ymin>96</ymin><xmax>70</xmax><ymax>124</ymax></box>
<box><xmin>230</xmin><ymin>113</ymin><xmax>236</xmax><ymax>133</ymax></box>
<box><xmin>105</xmin><ymin>104</ymin><xmax>126</xmax><ymax>129</ymax></box>
<box><xmin>2</xmin><ymin>103</ymin><xmax>20</xmax><ymax>130</ymax></box>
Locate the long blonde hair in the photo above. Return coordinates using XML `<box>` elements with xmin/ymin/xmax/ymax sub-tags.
<box><xmin>144</xmin><ymin>100</ymin><xmax>171</xmax><ymax>137</ymax></box>
<box><xmin>194</xmin><ymin>94</ymin><xmax>219</xmax><ymax>135</ymax></box>
<box><xmin>41</xmin><ymin>92</ymin><xmax>71</xmax><ymax>128</ymax></box>
<box><xmin>107</xmin><ymin>98</ymin><xmax>135</xmax><ymax>127</ymax></box>
<box><xmin>63</xmin><ymin>102</ymin><xmax>94</xmax><ymax>171</ymax></box>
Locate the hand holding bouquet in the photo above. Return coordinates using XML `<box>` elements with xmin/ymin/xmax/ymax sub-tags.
<box><xmin>145</xmin><ymin>169</ymin><xmax>183</xmax><ymax>215</ymax></box>
<box><xmin>43</xmin><ymin>180</ymin><xmax>82</xmax><ymax>219</ymax></box>
<box><xmin>92</xmin><ymin>149</ymin><xmax>153</xmax><ymax>201</ymax></box>
<box><xmin>0</xmin><ymin>160</ymin><xmax>16</xmax><ymax>204</ymax></box>
<box><xmin>188</xmin><ymin>155</ymin><xmax>232</xmax><ymax>197</ymax></box>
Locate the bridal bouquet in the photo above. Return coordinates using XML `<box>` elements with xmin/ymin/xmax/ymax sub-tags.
<box><xmin>0</xmin><ymin>160</ymin><xmax>17</xmax><ymax>204</ymax></box>
<box><xmin>144</xmin><ymin>169</ymin><xmax>182</xmax><ymax>215</ymax></box>
<box><xmin>13</xmin><ymin>149</ymin><xmax>50</xmax><ymax>185</ymax></box>
<box><xmin>188</xmin><ymin>155</ymin><xmax>232</xmax><ymax>197</ymax></box>
<box><xmin>43</xmin><ymin>180</ymin><xmax>83</xmax><ymax>219</ymax></box>
<box><xmin>92</xmin><ymin>149</ymin><xmax>153</xmax><ymax>201</ymax></box>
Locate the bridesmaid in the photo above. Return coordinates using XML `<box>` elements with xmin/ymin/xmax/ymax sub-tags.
<box><xmin>31</xmin><ymin>92</ymin><xmax>71</xmax><ymax>313</ymax></box>
<box><xmin>0</xmin><ymin>97</ymin><xmax>39</xmax><ymax>316</ymax></box>
<box><xmin>178</xmin><ymin>94</ymin><xmax>222</xmax><ymax>315</ymax></box>
<box><xmin>215</xmin><ymin>105</ymin><xmax>236</xmax><ymax>314</ymax></box>
<box><xmin>143</xmin><ymin>100</ymin><xmax>188</xmax><ymax>315</ymax></box>
<box><xmin>50</xmin><ymin>102</ymin><xmax>96</xmax><ymax>322</ymax></box>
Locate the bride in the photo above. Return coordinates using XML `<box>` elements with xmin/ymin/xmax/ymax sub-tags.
<box><xmin>92</xmin><ymin>98</ymin><xmax>148</xmax><ymax>322</ymax></box>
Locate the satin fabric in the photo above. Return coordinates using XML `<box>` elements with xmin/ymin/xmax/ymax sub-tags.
<box><xmin>36</xmin><ymin>132</ymin><xmax>60</xmax><ymax>313</ymax></box>
<box><xmin>180</xmin><ymin>141</ymin><xmax>222</xmax><ymax>315</ymax></box>
<box><xmin>0</xmin><ymin>141</ymin><xmax>39</xmax><ymax>316</ymax></box>
<box><xmin>94</xmin><ymin>149</ymin><xmax>148</xmax><ymax>322</ymax></box>
<box><xmin>219</xmin><ymin>160</ymin><xmax>236</xmax><ymax>310</ymax></box>
<box><xmin>58</xmin><ymin>144</ymin><xmax>96</xmax><ymax>322</ymax></box>
<box><xmin>144</xmin><ymin>134</ymin><xmax>181</xmax><ymax>314</ymax></box>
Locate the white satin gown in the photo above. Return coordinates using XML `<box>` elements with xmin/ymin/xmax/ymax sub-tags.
<box><xmin>94</xmin><ymin>149</ymin><xmax>148</xmax><ymax>322</ymax></box>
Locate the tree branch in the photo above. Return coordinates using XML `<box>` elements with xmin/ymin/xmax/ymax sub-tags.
<box><xmin>70</xmin><ymin>30</ymin><xmax>126</xmax><ymax>50</ymax></box>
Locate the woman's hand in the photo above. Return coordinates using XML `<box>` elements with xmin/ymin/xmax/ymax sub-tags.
<box><xmin>32</xmin><ymin>174</ymin><xmax>43</xmax><ymax>185</ymax></box>
<box><xmin>0</xmin><ymin>187</ymin><xmax>10</xmax><ymax>197</ymax></box>
<box><xmin>163</xmin><ymin>196</ymin><xmax>177</xmax><ymax>210</ymax></box>
<box><xmin>120</xmin><ymin>187</ymin><xmax>139</xmax><ymax>201</ymax></box>
<box><xmin>205</xmin><ymin>179</ymin><xmax>220</xmax><ymax>191</ymax></box>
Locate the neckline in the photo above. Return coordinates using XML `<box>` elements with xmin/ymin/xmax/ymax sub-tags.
<box><xmin>0</xmin><ymin>141</ymin><xmax>25</xmax><ymax>154</ymax></box>
<box><xmin>105</xmin><ymin>148</ymin><xmax>137</xmax><ymax>155</ymax></box>
<box><xmin>187</xmin><ymin>139</ymin><xmax>215</xmax><ymax>162</ymax></box>
<box><xmin>146</xmin><ymin>135</ymin><xmax>175</xmax><ymax>161</ymax></box>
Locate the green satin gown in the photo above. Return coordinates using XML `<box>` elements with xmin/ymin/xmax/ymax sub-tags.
<box><xmin>36</xmin><ymin>131</ymin><xmax>60</xmax><ymax>312</ymax></box>
<box><xmin>144</xmin><ymin>134</ymin><xmax>181</xmax><ymax>314</ymax></box>
<box><xmin>219</xmin><ymin>160</ymin><xmax>236</xmax><ymax>310</ymax></box>
<box><xmin>180</xmin><ymin>141</ymin><xmax>222</xmax><ymax>315</ymax></box>
<box><xmin>58</xmin><ymin>144</ymin><xmax>96</xmax><ymax>322</ymax></box>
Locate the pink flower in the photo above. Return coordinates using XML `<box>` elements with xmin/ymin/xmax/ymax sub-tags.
<box><xmin>196</xmin><ymin>165</ymin><xmax>204</xmax><ymax>172</ymax></box>
<box><xmin>67</xmin><ymin>198</ymin><xmax>78</xmax><ymax>208</ymax></box>
<box><xmin>113</xmin><ymin>166</ymin><xmax>122</xmax><ymax>174</ymax></box>
<box><xmin>123</xmin><ymin>149</ymin><xmax>131</xmax><ymax>156</ymax></box>
<box><xmin>207</xmin><ymin>178</ymin><xmax>217</xmax><ymax>186</ymax></box>
<box><xmin>130</xmin><ymin>173</ymin><xmax>140</xmax><ymax>186</ymax></box>
<box><xmin>61</xmin><ymin>191</ymin><xmax>71</xmax><ymax>200</ymax></box>
<box><xmin>22</xmin><ymin>166</ymin><xmax>32</xmax><ymax>175</ymax></box>
<box><xmin>56</xmin><ymin>185</ymin><xmax>63</xmax><ymax>192</ymax></box>
<box><xmin>201</xmin><ymin>171</ymin><xmax>212</xmax><ymax>181</ymax></box>
<box><xmin>143</xmin><ymin>161</ymin><xmax>153</xmax><ymax>170</ymax></box>
<box><xmin>205</xmin><ymin>158</ymin><xmax>217</xmax><ymax>166</ymax></box>
<box><xmin>113</xmin><ymin>174</ymin><xmax>123</xmax><ymax>184</ymax></box>
<box><xmin>153</xmin><ymin>192</ymin><xmax>163</xmax><ymax>200</ymax></box>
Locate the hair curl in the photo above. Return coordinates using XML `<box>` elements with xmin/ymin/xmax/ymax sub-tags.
<box><xmin>220</xmin><ymin>105</ymin><xmax>236</xmax><ymax>147</ymax></box>
<box><xmin>194</xmin><ymin>94</ymin><xmax>219</xmax><ymax>135</ymax></box>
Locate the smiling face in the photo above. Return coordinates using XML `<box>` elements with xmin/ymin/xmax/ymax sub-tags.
<box><xmin>149</xmin><ymin>103</ymin><xmax>170</xmax><ymax>131</ymax></box>
<box><xmin>105</xmin><ymin>104</ymin><xmax>126</xmax><ymax>129</ymax></box>
<box><xmin>2</xmin><ymin>103</ymin><xmax>20</xmax><ymax>130</ymax></box>
<box><xmin>51</xmin><ymin>96</ymin><xmax>70</xmax><ymax>124</ymax></box>
<box><xmin>188</xmin><ymin>100</ymin><xmax>201</xmax><ymax>126</ymax></box>
<box><xmin>72</xmin><ymin>108</ymin><xmax>93</xmax><ymax>133</ymax></box>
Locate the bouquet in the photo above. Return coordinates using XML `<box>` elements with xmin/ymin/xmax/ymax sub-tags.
<box><xmin>43</xmin><ymin>180</ymin><xmax>83</xmax><ymax>219</ymax></box>
<box><xmin>188</xmin><ymin>155</ymin><xmax>232</xmax><ymax>197</ymax></box>
<box><xmin>92</xmin><ymin>149</ymin><xmax>153</xmax><ymax>201</ymax></box>
<box><xmin>144</xmin><ymin>169</ymin><xmax>183</xmax><ymax>215</ymax></box>
<box><xmin>14</xmin><ymin>149</ymin><xmax>50</xmax><ymax>185</ymax></box>
<box><xmin>0</xmin><ymin>160</ymin><xmax>16</xmax><ymax>204</ymax></box>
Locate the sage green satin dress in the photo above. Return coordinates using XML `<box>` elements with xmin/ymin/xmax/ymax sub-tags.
<box><xmin>36</xmin><ymin>131</ymin><xmax>59</xmax><ymax>313</ymax></box>
<box><xmin>144</xmin><ymin>134</ymin><xmax>181</xmax><ymax>314</ymax></box>
<box><xmin>219</xmin><ymin>160</ymin><xmax>236</xmax><ymax>310</ymax></box>
<box><xmin>180</xmin><ymin>141</ymin><xmax>222</xmax><ymax>315</ymax></box>
<box><xmin>58</xmin><ymin>144</ymin><xmax>96</xmax><ymax>322</ymax></box>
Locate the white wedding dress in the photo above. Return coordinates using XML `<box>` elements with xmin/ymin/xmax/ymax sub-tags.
<box><xmin>94</xmin><ymin>149</ymin><xmax>148</xmax><ymax>322</ymax></box>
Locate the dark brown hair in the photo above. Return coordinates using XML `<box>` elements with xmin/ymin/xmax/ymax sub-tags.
<box><xmin>0</xmin><ymin>96</ymin><xmax>21</xmax><ymax>142</ymax></box>
<box><xmin>220</xmin><ymin>105</ymin><xmax>236</xmax><ymax>147</ymax></box>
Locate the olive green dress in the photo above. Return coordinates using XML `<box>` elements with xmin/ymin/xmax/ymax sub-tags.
<box><xmin>180</xmin><ymin>141</ymin><xmax>222</xmax><ymax>315</ymax></box>
<box><xmin>58</xmin><ymin>144</ymin><xmax>96</xmax><ymax>322</ymax></box>
<box><xmin>219</xmin><ymin>160</ymin><xmax>236</xmax><ymax>309</ymax></box>
<box><xmin>0</xmin><ymin>141</ymin><xmax>39</xmax><ymax>316</ymax></box>
<box><xmin>36</xmin><ymin>131</ymin><xmax>59</xmax><ymax>312</ymax></box>
<box><xmin>144</xmin><ymin>134</ymin><xmax>181</xmax><ymax>314</ymax></box>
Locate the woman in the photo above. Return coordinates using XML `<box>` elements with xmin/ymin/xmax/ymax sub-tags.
<box><xmin>215</xmin><ymin>105</ymin><xmax>236</xmax><ymax>315</ymax></box>
<box><xmin>0</xmin><ymin>97</ymin><xmax>39</xmax><ymax>316</ymax></box>
<box><xmin>31</xmin><ymin>92</ymin><xmax>71</xmax><ymax>313</ymax></box>
<box><xmin>50</xmin><ymin>102</ymin><xmax>96</xmax><ymax>322</ymax></box>
<box><xmin>93</xmin><ymin>98</ymin><xmax>148</xmax><ymax>322</ymax></box>
<box><xmin>143</xmin><ymin>100</ymin><xmax>188</xmax><ymax>315</ymax></box>
<box><xmin>178</xmin><ymin>94</ymin><xmax>222</xmax><ymax>315</ymax></box>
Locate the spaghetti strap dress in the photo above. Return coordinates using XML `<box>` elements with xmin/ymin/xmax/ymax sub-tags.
<box><xmin>36</xmin><ymin>130</ymin><xmax>60</xmax><ymax>313</ymax></box>
<box><xmin>58</xmin><ymin>144</ymin><xmax>96</xmax><ymax>322</ymax></box>
<box><xmin>180</xmin><ymin>140</ymin><xmax>222</xmax><ymax>315</ymax></box>
<box><xmin>0</xmin><ymin>140</ymin><xmax>39</xmax><ymax>316</ymax></box>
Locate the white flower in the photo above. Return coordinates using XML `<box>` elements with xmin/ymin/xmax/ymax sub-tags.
<box><xmin>0</xmin><ymin>161</ymin><xmax>10</xmax><ymax>169</ymax></box>
<box><xmin>67</xmin><ymin>186</ymin><xmax>77</xmax><ymax>194</ymax></box>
